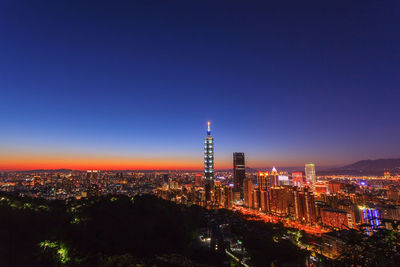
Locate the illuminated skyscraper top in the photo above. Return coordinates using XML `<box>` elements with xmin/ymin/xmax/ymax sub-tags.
<box><xmin>305</xmin><ymin>163</ymin><xmax>316</xmax><ymax>186</ymax></box>
<box><xmin>204</xmin><ymin>122</ymin><xmax>214</xmax><ymax>180</ymax></box>
<box><xmin>270</xmin><ymin>166</ymin><xmax>279</xmax><ymax>187</ymax></box>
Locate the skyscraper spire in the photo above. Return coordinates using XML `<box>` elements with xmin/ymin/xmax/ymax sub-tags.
<box><xmin>204</xmin><ymin>121</ymin><xmax>214</xmax><ymax>180</ymax></box>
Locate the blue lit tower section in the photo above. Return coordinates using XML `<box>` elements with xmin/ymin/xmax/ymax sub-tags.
<box><xmin>204</xmin><ymin>122</ymin><xmax>214</xmax><ymax>180</ymax></box>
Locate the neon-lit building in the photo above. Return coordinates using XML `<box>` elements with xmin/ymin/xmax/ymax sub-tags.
<box><xmin>359</xmin><ymin>206</ymin><xmax>380</xmax><ymax>235</ymax></box>
<box><xmin>204</xmin><ymin>122</ymin><xmax>214</xmax><ymax>180</ymax></box>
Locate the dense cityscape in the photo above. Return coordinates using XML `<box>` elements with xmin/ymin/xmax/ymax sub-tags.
<box><xmin>1</xmin><ymin>1</ymin><xmax>399</xmax><ymax>266</ymax></box>
<box><xmin>1</xmin><ymin>123</ymin><xmax>400</xmax><ymax>266</ymax></box>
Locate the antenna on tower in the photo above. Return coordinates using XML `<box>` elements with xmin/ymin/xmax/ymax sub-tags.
<box><xmin>207</xmin><ymin>121</ymin><xmax>211</xmax><ymax>135</ymax></box>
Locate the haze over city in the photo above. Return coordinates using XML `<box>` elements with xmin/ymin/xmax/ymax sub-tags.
<box><xmin>1</xmin><ymin>0</ymin><xmax>399</xmax><ymax>170</ymax></box>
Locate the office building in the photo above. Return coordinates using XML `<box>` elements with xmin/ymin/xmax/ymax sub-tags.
<box><xmin>233</xmin><ymin>152</ymin><xmax>245</xmax><ymax>197</ymax></box>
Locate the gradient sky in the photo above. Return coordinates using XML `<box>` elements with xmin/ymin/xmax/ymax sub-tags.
<box><xmin>1</xmin><ymin>0</ymin><xmax>399</xmax><ymax>170</ymax></box>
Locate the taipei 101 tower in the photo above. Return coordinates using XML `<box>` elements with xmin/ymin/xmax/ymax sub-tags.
<box><xmin>204</xmin><ymin>121</ymin><xmax>214</xmax><ymax>180</ymax></box>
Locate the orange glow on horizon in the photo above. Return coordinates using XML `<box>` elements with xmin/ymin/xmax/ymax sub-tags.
<box><xmin>0</xmin><ymin>153</ymin><xmax>232</xmax><ymax>171</ymax></box>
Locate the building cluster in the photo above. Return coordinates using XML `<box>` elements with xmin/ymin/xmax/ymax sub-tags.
<box><xmin>159</xmin><ymin>123</ymin><xmax>400</xmax><ymax>235</ymax></box>
<box><xmin>0</xmin><ymin>170</ymin><xmax>161</xmax><ymax>200</ymax></box>
<box><xmin>1</xmin><ymin>122</ymin><xmax>400</xmax><ymax>260</ymax></box>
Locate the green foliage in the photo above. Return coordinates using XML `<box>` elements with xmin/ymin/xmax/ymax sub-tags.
<box><xmin>337</xmin><ymin>225</ymin><xmax>400</xmax><ymax>267</ymax></box>
<box><xmin>0</xmin><ymin>193</ymin><xmax>217</xmax><ymax>266</ymax></box>
<box><xmin>230</xmin><ymin>219</ymin><xmax>309</xmax><ymax>266</ymax></box>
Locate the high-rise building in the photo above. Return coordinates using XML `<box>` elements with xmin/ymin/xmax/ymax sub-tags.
<box><xmin>260</xmin><ymin>190</ymin><xmax>270</xmax><ymax>212</ymax></box>
<box><xmin>293</xmin><ymin>187</ymin><xmax>316</xmax><ymax>224</ymax></box>
<box><xmin>304</xmin><ymin>188</ymin><xmax>317</xmax><ymax>223</ymax></box>
<box><xmin>257</xmin><ymin>172</ymin><xmax>270</xmax><ymax>190</ymax></box>
<box><xmin>243</xmin><ymin>178</ymin><xmax>253</xmax><ymax>208</ymax></box>
<box><xmin>224</xmin><ymin>185</ymin><xmax>233</xmax><ymax>209</ymax></box>
<box><xmin>270</xmin><ymin>167</ymin><xmax>279</xmax><ymax>187</ymax></box>
<box><xmin>253</xmin><ymin>188</ymin><xmax>260</xmax><ymax>210</ymax></box>
<box><xmin>204</xmin><ymin>122</ymin><xmax>214</xmax><ymax>180</ymax></box>
<box><xmin>305</xmin><ymin>163</ymin><xmax>316</xmax><ymax>186</ymax></box>
<box><xmin>233</xmin><ymin>152</ymin><xmax>245</xmax><ymax>197</ymax></box>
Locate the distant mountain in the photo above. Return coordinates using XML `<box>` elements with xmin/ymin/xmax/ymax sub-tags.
<box><xmin>14</xmin><ymin>169</ymin><xmax>74</xmax><ymax>173</ymax></box>
<box><xmin>341</xmin><ymin>159</ymin><xmax>400</xmax><ymax>171</ymax></box>
<box><xmin>319</xmin><ymin>158</ymin><xmax>400</xmax><ymax>176</ymax></box>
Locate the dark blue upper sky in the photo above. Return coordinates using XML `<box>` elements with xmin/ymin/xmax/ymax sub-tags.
<box><xmin>0</xmin><ymin>0</ymin><xmax>399</xmax><ymax>169</ymax></box>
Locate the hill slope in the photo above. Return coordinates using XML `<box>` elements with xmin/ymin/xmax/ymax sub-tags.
<box><xmin>341</xmin><ymin>158</ymin><xmax>400</xmax><ymax>172</ymax></box>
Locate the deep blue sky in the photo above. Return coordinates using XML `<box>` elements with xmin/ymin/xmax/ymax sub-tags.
<box><xmin>0</xmin><ymin>0</ymin><xmax>399</xmax><ymax>169</ymax></box>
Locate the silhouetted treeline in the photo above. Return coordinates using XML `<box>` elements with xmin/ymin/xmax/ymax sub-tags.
<box><xmin>0</xmin><ymin>193</ymin><xmax>221</xmax><ymax>266</ymax></box>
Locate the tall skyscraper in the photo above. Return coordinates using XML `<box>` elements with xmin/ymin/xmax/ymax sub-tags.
<box><xmin>204</xmin><ymin>122</ymin><xmax>214</xmax><ymax>180</ymax></box>
<box><xmin>233</xmin><ymin>152</ymin><xmax>245</xmax><ymax>197</ymax></box>
<box><xmin>305</xmin><ymin>163</ymin><xmax>316</xmax><ymax>186</ymax></box>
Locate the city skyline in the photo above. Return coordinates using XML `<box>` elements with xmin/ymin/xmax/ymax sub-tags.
<box><xmin>1</xmin><ymin>119</ymin><xmax>398</xmax><ymax>171</ymax></box>
<box><xmin>1</xmin><ymin>2</ymin><xmax>400</xmax><ymax>265</ymax></box>
<box><xmin>1</xmin><ymin>0</ymin><xmax>400</xmax><ymax>170</ymax></box>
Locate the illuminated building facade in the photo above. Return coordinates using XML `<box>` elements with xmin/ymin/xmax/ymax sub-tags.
<box><xmin>224</xmin><ymin>185</ymin><xmax>233</xmax><ymax>209</ymax></box>
<box><xmin>321</xmin><ymin>208</ymin><xmax>350</xmax><ymax>229</ymax></box>
<box><xmin>304</xmin><ymin>189</ymin><xmax>317</xmax><ymax>223</ymax></box>
<box><xmin>253</xmin><ymin>188</ymin><xmax>260</xmax><ymax>209</ymax></box>
<box><xmin>278</xmin><ymin>175</ymin><xmax>289</xmax><ymax>186</ymax></box>
<box><xmin>293</xmin><ymin>188</ymin><xmax>317</xmax><ymax>223</ymax></box>
<box><xmin>243</xmin><ymin>178</ymin><xmax>253</xmax><ymax>208</ymax></box>
<box><xmin>359</xmin><ymin>206</ymin><xmax>380</xmax><ymax>235</ymax></box>
<box><xmin>305</xmin><ymin>163</ymin><xmax>316</xmax><ymax>186</ymax></box>
<box><xmin>195</xmin><ymin>173</ymin><xmax>202</xmax><ymax>186</ymax></box>
<box><xmin>314</xmin><ymin>182</ymin><xmax>328</xmax><ymax>195</ymax></box>
<box><xmin>204</xmin><ymin>122</ymin><xmax>214</xmax><ymax>180</ymax></box>
<box><xmin>292</xmin><ymin>172</ymin><xmax>303</xmax><ymax>187</ymax></box>
<box><xmin>233</xmin><ymin>152</ymin><xmax>245</xmax><ymax>197</ymax></box>
<box><xmin>270</xmin><ymin>167</ymin><xmax>279</xmax><ymax>187</ymax></box>
<box><xmin>328</xmin><ymin>181</ymin><xmax>341</xmax><ymax>194</ymax></box>
<box><xmin>257</xmin><ymin>172</ymin><xmax>269</xmax><ymax>190</ymax></box>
